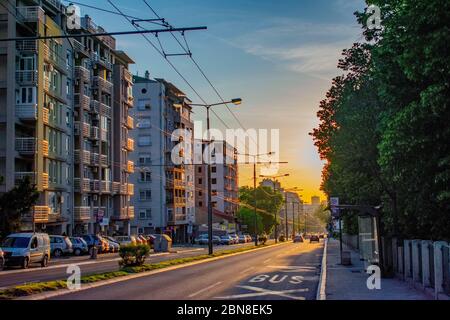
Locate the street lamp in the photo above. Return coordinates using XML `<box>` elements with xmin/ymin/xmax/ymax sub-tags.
<box><xmin>259</xmin><ymin>173</ymin><xmax>289</xmax><ymax>243</ymax></box>
<box><xmin>189</xmin><ymin>98</ymin><xmax>242</xmax><ymax>255</ymax></box>
<box><xmin>282</xmin><ymin>187</ymin><xmax>302</xmax><ymax>240</ymax></box>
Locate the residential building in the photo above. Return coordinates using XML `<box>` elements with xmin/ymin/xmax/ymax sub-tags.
<box><xmin>0</xmin><ymin>2</ymin><xmax>135</xmax><ymax>235</ymax></box>
<box><xmin>130</xmin><ymin>72</ymin><xmax>194</xmax><ymax>242</ymax></box>
<box><xmin>195</xmin><ymin>140</ymin><xmax>239</xmax><ymax>234</ymax></box>
<box><xmin>311</xmin><ymin>195</ymin><xmax>321</xmax><ymax>206</ymax></box>
<box><xmin>1</xmin><ymin>0</ymin><xmax>73</xmax><ymax>234</ymax></box>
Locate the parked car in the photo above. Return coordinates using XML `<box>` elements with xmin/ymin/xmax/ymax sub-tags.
<box><xmin>195</xmin><ymin>234</ymin><xmax>220</xmax><ymax>245</ymax></box>
<box><xmin>319</xmin><ymin>234</ymin><xmax>325</xmax><ymax>239</ymax></box>
<box><xmin>244</xmin><ymin>235</ymin><xmax>253</xmax><ymax>243</ymax></box>
<box><xmin>103</xmin><ymin>236</ymin><xmax>120</xmax><ymax>252</ymax></box>
<box><xmin>69</xmin><ymin>237</ymin><xmax>89</xmax><ymax>256</ymax></box>
<box><xmin>0</xmin><ymin>248</ymin><xmax>4</xmax><ymax>270</ymax></box>
<box><xmin>238</xmin><ymin>235</ymin><xmax>247</xmax><ymax>243</ymax></box>
<box><xmin>310</xmin><ymin>235</ymin><xmax>320</xmax><ymax>243</ymax></box>
<box><xmin>219</xmin><ymin>235</ymin><xmax>234</xmax><ymax>245</ymax></box>
<box><xmin>80</xmin><ymin>235</ymin><xmax>104</xmax><ymax>254</ymax></box>
<box><xmin>229</xmin><ymin>234</ymin><xmax>239</xmax><ymax>244</ymax></box>
<box><xmin>1</xmin><ymin>233</ymin><xmax>50</xmax><ymax>269</ymax></box>
<box><xmin>293</xmin><ymin>235</ymin><xmax>304</xmax><ymax>243</ymax></box>
<box><xmin>114</xmin><ymin>235</ymin><xmax>137</xmax><ymax>246</ymax></box>
<box><xmin>49</xmin><ymin>236</ymin><xmax>73</xmax><ymax>257</ymax></box>
<box><xmin>136</xmin><ymin>235</ymin><xmax>148</xmax><ymax>245</ymax></box>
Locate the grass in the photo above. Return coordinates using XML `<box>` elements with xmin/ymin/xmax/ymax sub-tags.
<box><xmin>0</xmin><ymin>242</ymin><xmax>271</xmax><ymax>300</ymax></box>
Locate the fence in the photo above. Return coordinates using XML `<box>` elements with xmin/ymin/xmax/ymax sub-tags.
<box><xmin>384</xmin><ymin>238</ymin><xmax>450</xmax><ymax>300</ymax></box>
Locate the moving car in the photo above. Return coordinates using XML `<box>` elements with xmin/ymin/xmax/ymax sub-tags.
<box><xmin>80</xmin><ymin>235</ymin><xmax>104</xmax><ymax>254</ymax></box>
<box><xmin>293</xmin><ymin>235</ymin><xmax>304</xmax><ymax>243</ymax></box>
<box><xmin>219</xmin><ymin>235</ymin><xmax>234</xmax><ymax>245</ymax></box>
<box><xmin>114</xmin><ymin>235</ymin><xmax>137</xmax><ymax>246</ymax></box>
<box><xmin>1</xmin><ymin>233</ymin><xmax>50</xmax><ymax>269</ymax></box>
<box><xmin>310</xmin><ymin>235</ymin><xmax>320</xmax><ymax>243</ymax></box>
<box><xmin>49</xmin><ymin>235</ymin><xmax>73</xmax><ymax>257</ymax></box>
<box><xmin>69</xmin><ymin>237</ymin><xmax>89</xmax><ymax>256</ymax></box>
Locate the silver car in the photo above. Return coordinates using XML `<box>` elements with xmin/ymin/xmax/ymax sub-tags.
<box><xmin>49</xmin><ymin>236</ymin><xmax>73</xmax><ymax>257</ymax></box>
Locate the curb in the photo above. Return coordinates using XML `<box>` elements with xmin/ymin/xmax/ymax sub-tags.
<box><xmin>316</xmin><ymin>238</ymin><xmax>328</xmax><ymax>300</ymax></box>
<box><xmin>17</xmin><ymin>242</ymin><xmax>288</xmax><ymax>300</ymax></box>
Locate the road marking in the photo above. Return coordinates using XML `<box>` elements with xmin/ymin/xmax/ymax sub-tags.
<box><xmin>267</xmin><ymin>266</ymin><xmax>317</xmax><ymax>272</ymax></box>
<box><xmin>188</xmin><ymin>281</ymin><xmax>223</xmax><ymax>298</ymax></box>
<box><xmin>263</xmin><ymin>258</ymin><xmax>272</xmax><ymax>264</ymax></box>
<box><xmin>216</xmin><ymin>285</ymin><xmax>308</xmax><ymax>300</ymax></box>
<box><xmin>240</xmin><ymin>267</ymin><xmax>255</xmax><ymax>274</ymax></box>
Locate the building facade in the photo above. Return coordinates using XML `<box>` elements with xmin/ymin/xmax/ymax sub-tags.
<box><xmin>129</xmin><ymin>72</ymin><xmax>194</xmax><ymax>242</ymax></box>
<box><xmin>0</xmin><ymin>1</ymin><xmax>134</xmax><ymax>236</ymax></box>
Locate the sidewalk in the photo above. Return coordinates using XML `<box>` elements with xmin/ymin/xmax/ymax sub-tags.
<box><xmin>324</xmin><ymin>239</ymin><xmax>431</xmax><ymax>300</ymax></box>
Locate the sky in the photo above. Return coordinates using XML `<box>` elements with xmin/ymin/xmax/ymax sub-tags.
<box><xmin>68</xmin><ymin>0</ymin><xmax>366</xmax><ymax>203</ymax></box>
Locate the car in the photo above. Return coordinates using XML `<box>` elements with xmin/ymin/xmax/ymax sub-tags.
<box><xmin>229</xmin><ymin>234</ymin><xmax>239</xmax><ymax>244</ymax></box>
<box><xmin>80</xmin><ymin>235</ymin><xmax>104</xmax><ymax>254</ymax></box>
<box><xmin>0</xmin><ymin>248</ymin><xmax>4</xmax><ymax>270</ymax></box>
<box><xmin>238</xmin><ymin>235</ymin><xmax>247</xmax><ymax>243</ymax></box>
<box><xmin>69</xmin><ymin>237</ymin><xmax>89</xmax><ymax>256</ymax></box>
<box><xmin>219</xmin><ymin>235</ymin><xmax>233</xmax><ymax>245</ymax></box>
<box><xmin>136</xmin><ymin>235</ymin><xmax>149</xmax><ymax>245</ymax></box>
<box><xmin>100</xmin><ymin>237</ymin><xmax>110</xmax><ymax>253</ymax></box>
<box><xmin>49</xmin><ymin>235</ymin><xmax>73</xmax><ymax>257</ymax></box>
<box><xmin>195</xmin><ymin>234</ymin><xmax>221</xmax><ymax>245</ymax></box>
<box><xmin>293</xmin><ymin>235</ymin><xmax>304</xmax><ymax>243</ymax></box>
<box><xmin>244</xmin><ymin>235</ymin><xmax>253</xmax><ymax>243</ymax></box>
<box><xmin>1</xmin><ymin>233</ymin><xmax>50</xmax><ymax>269</ymax></box>
<box><xmin>103</xmin><ymin>236</ymin><xmax>120</xmax><ymax>252</ymax></box>
<box><xmin>114</xmin><ymin>235</ymin><xmax>137</xmax><ymax>246</ymax></box>
<box><xmin>310</xmin><ymin>235</ymin><xmax>320</xmax><ymax>243</ymax></box>
<box><xmin>319</xmin><ymin>234</ymin><xmax>325</xmax><ymax>239</ymax></box>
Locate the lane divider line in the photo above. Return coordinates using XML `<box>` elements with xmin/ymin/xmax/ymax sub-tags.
<box><xmin>188</xmin><ymin>281</ymin><xmax>223</xmax><ymax>298</ymax></box>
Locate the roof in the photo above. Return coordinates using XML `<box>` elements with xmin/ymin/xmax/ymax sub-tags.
<box><xmin>114</xmin><ymin>50</ymin><xmax>135</xmax><ymax>64</ymax></box>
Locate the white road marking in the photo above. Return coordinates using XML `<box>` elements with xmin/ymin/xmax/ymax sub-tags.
<box><xmin>215</xmin><ymin>285</ymin><xmax>308</xmax><ymax>300</ymax></box>
<box><xmin>240</xmin><ymin>267</ymin><xmax>255</xmax><ymax>274</ymax></box>
<box><xmin>267</xmin><ymin>265</ymin><xmax>317</xmax><ymax>272</ymax></box>
<box><xmin>188</xmin><ymin>281</ymin><xmax>223</xmax><ymax>298</ymax></box>
<box><xmin>263</xmin><ymin>258</ymin><xmax>272</xmax><ymax>264</ymax></box>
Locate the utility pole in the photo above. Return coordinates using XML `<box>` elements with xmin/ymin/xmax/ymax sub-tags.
<box><xmin>285</xmin><ymin>192</ymin><xmax>288</xmax><ymax>239</ymax></box>
<box><xmin>292</xmin><ymin>202</ymin><xmax>296</xmax><ymax>237</ymax></box>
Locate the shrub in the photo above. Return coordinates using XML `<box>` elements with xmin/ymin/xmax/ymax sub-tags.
<box><xmin>279</xmin><ymin>235</ymin><xmax>286</xmax><ymax>242</ymax></box>
<box><xmin>119</xmin><ymin>244</ymin><xmax>150</xmax><ymax>266</ymax></box>
<box><xmin>258</xmin><ymin>234</ymin><xmax>268</xmax><ymax>245</ymax></box>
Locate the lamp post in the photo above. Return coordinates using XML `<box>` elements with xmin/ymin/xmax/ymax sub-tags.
<box><xmin>282</xmin><ymin>187</ymin><xmax>302</xmax><ymax>239</ymax></box>
<box><xmin>260</xmin><ymin>173</ymin><xmax>289</xmax><ymax>243</ymax></box>
<box><xmin>189</xmin><ymin>98</ymin><xmax>242</xmax><ymax>255</ymax></box>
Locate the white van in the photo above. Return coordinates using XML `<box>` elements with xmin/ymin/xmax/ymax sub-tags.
<box><xmin>1</xmin><ymin>233</ymin><xmax>50</xmax><ymax>269</ymax></box>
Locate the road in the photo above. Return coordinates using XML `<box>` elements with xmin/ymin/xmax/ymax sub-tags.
<box><xmin>49</xmin><ymin>241</ymin><xmax>324</xmax><ymax>300</ymax></box>
<box><xmin>0</xmin><ymin>242</ymin><xmax>257</xmax><ymax>289</ymax></box>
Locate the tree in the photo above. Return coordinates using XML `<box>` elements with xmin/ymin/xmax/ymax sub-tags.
<box><xmin>0</xmin><ymin>177</ymin><xmax>39</xmax><ymax>239</ymax></box>
<box><xmin>238</xmin><ymin>186</ymin><xmax>284</xmax><ymax>235</ymax></box>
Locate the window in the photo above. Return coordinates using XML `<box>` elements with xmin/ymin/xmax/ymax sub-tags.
<box><xmin>198</xmin><ymin>167</ymin><xmax>202</xmax><ymax>173</ymax></box>
<box><xmin>212</xmin><ymin>178</ymin><xmax>217</xmax><ymax>185</ymax></box>
<box><xmin>137</xmin><ymin>118</ymin><xmax>151</xmax><ymax>129</ymax></box>
<box><xmin>139</xmin><ymin>189</ymin><xmax>152</xmax><ymax>201</ymax></box>
<box><xmin>139</xmin><ymin>154</ymin><xmax>152</xmax><ymax>165</ymax></box>
<box><xmin>199</xmin><ymin>191</ymin><xmax>202</xmax><ymax>196</ymax></box>
<box><xmin>17</xmin><ymin>87</ymin><xmax>35</xmax><ymax>104</ymax></box>
<box><xmin>198</xmin><ymin>178</ymin><xmax>202</xmax><ymax>185</ymax></box>
<box><xmin>138</xmin><ymin>136</ymin><xmax>151</xmax><ymax>146</ymax></box>
<box><xmin>212</xmin><ymin>190</ymin><xmax>218</xmax><ymax>196</ymax></box>
<box><xmin>198</xmin><ymin>201</ymin><xmax>203</xmax><ymax>207</ymax></box>
<box><xmin>139</xmin><ymin>171</ymin><xmax>152</xmax><ymax>182</ymax></box>
<box><xmin>139</xmin><ymin>209</ymin><xmax>152</xmax><ymax>220</ymax></box>
<box><xmin>137</xmin><ymin>99</ymin><xmax>151</xmax><ymax>111</ymax></box>
<box><xmin>211</xmin><ymin>166</ymin><xmax>217</xmax><ymax>173</ymax></box>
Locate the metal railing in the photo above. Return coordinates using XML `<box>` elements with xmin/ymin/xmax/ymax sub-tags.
<box><xmin>74</xmin><ymin>93</ymin><xmax>91</xmax><ymax>111</ymax></box>
<box><xmin>16</xmin><ymin>104</ymin><xmax>38</xmax><ymax>120</ymax></box>
<box><xmin>16</xmin><ymin>6</ymin><xmax>45</xmax><ymax>22</ymax></box>
<box><xmin>16</xmin><ymin>70</ymin><xmax>38</xmax><ymax>85</ymax></box>
<box><xmin>16</xmin><ymin>40</ymin><xmax>38</xmax><ymax>52</ymax></box>
<box><xmin>74</xmin><ymin>207</ymin><xmax>91</xmax><ymax>221</ymax></box>
<box><xmin>74</xmin><ymin>66</ymin><xmax>90</xmax><ymax>83</ymax></box>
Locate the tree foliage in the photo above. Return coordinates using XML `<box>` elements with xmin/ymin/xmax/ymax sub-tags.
<box><xmin>311</xmin><ymin>0</ymin><xmax>450</xmax><ymax>239</ymax></box>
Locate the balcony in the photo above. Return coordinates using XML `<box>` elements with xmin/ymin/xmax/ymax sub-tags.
<box><xmin>43</xmin><ymin>44</ymin><xmax>66</xmax><ymax>71</ymax></box>
<box><xmin>101</xmin><ymin>181</ymin><xmax>111</xmax><ymax>193</ymax></box>
<box><xmin>15</xmin><ymin>138</ymin><xmax>36</xmax><ymax>155</ymax></box>
<box><xmin>125</xmin><ymin>116</ymin><xmax>134</xmax><ymax>129</ymax></box>
<box><xmin>74</xmin><ymin>178</ymin><xmax>91</xmax><ymax>193</ymax></box>
<box><xmin>42</xmin><ymin>173</ymin><xmax>49</xmax><ymax>189</ymax></box>
<box><xmin>92</xmin><ymin>53</ymin><xmax>113</xmax><ymax>70</ymax></box>
<box><xmin>100</xmin><ymin>154</ymin><xmax>108</xmax><ymax>167</ymax></box>
<box><xmin>127</xmin><ymin>184</ymin><xmax>134</xmax><ymax>196</ymax></box>
<box><xmin>72</xmin><ymin>40</ymin><xmax>89</xmax><ymax>58</ymax></box>
<box><xmin>118</xmin><ymin>207</ymin><xmax>135</xmax><ymax>220</ymax></box>
<box><xmin>75</xmin><ymin>150</ymin><xmax>90</xmax><ymax>165</ymax></box>
<box><xmin>100</xmin><ymin>102</ymin><xmax>112</xmax><ymax>118</ymax></box>
<box><xmin>74</xmin><ymin>94</ymin><xmax>91</xmax><ymax>111</ymax></box>
<box><xmin>74</xmin><ymin>66</ymin><xmax>90</xmax><ymax>83</ymax></box>
<box><xmin>125</xmin><ymin>138</ymin><xmax>134</xmax><ymax>151</ymax></box>
<box><xmin>123</xmin><ymin>69</ymin><xmax>133</xmax><ymax>83</ymax></box>
<box><xmin>112</xmin><ymin>182</ymin><xmax>121</xmax><ymax>194</ymax></box>
<box><xmin>16</xmin><ymin>70</ymin><xmax>38</xmax><ymax>86</ymax></box>
<box><xmin>16</xmin><ymin>104</ymin><xmax>37</xmax><ymax>121</ymax></box>
<box><xmin>16</xmin><ymin>6</ymin><xmax>45</xmax><ymax>23</ymax></box>
<box><xmin>33</xmin><ymin>206</ymin><xmax>51</xmax><ymax>223</ymax></box>
<box><xmin>90</xmin><ymin>180</ymin><xmax>100</xmax><ymax>193</ymax></box>
<box><xmin>90</xmin><ymin>153</ymin><xmax>99</xmax><ymax>166</ymax></box>
<box><xmin>42</xmin><ymin>140</ymin><xmax>49</xmax><ymax>157</ymax></box>
<box><xmin>93</xmin><ymin>76</ymin><xmax>113</xmax><ymax>94</ymax></box>
<box><xmin>126</xmin><ymin>161</ymin><xmax>134</xmax><ymax>173</ymax></box>
<box><xmin>43</xmin><ymin>76</ymin><xmax>50</xmax><ymax>92</ymax></box>
<box><xmin>16</xmin><ymin>40</ymin><xmax>38</xmax><ymax>53</ymax></box>
<box><xmin>74</xmin><ymin>207</ymin><xmax>91</xmax><ymax>222</ymax></box>
<box><xmin>43</xmin><ymin>108</ymin><xmax>49</xmax><ymax>125</ymax></box>
<box><xmin>74</xmin><ymin>121</ymin><xmax>91</xmax><ymax>138</ymax></box>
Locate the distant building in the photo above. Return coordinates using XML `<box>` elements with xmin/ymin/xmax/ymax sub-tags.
<box><xmin>311</xmin><ymin>196</ymin><xmax>321</xmax><ymax>206</ymax></box>
<box><xmin>260</xmin><ymin>179</ymin><xmax>281</xmax><ymax>191</ymax></box>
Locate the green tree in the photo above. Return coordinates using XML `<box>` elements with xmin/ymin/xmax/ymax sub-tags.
<box><xmin>0</xmin><ymin>177</ymin><xmax>39</xmax><ymax>239</ymax></box>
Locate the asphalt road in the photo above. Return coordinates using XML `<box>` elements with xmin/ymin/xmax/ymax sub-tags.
<box><xmin>0</xmin><ymin>242</ymin><xmax>257</xmax><ymax>289</ymax></box>
<box><xmin>50</xmin><ymin>241</ymin><xmax>324</xmax><ymax>300</ymax></box>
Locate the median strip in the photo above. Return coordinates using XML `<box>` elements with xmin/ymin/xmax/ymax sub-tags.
<box><xmin>0</xmin><ymin>242</ymin><xmax>287</xmax><ymax>300</ymax></box>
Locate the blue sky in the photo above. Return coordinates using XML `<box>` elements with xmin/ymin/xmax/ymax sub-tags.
<box><xmin>69</xmin><ymin>0</ymin><xmax>366</xmax><ymax>202</ymax></box>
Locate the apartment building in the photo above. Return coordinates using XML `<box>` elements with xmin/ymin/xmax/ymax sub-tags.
<box><xmin>130</xmin><ymin>72</ymin><xmax>194</xmax><ymax>242</ymax></box>
<box><xmin>195</xmin><ymin>140</ymin><xmax>239</xmax><ymax>233</ymax></box>
<box><xmin>68</xmin><ymin>15</ymin><xmax>135</xmax><ymax>235</ymax></box>
<box><xmin>1</xmin><ymin>0</ymin><xmax>73</xmax><ymax>234</ymax></box>
<box><xmin>0</xmin><ymin>1</ymin><xmax>134</xmax><ymax>235</ymax></box>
